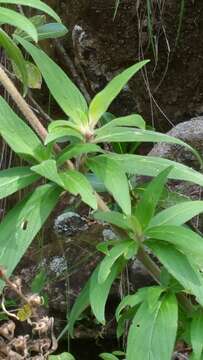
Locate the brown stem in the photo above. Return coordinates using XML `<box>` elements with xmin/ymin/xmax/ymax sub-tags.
<box><xmin>0</xmin><ymin>66</ymin><xmax>74</xmax><ymax>170</ymax></box>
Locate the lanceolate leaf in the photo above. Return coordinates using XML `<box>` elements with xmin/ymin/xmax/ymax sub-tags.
<box><xmin>45</xmin><ymin>127</ymin><xmax>84</xmax><ymax>145</ymax></box>
<box><xmin>126</xmin><ymin>293</ymin><xmax>178</xmax><ymax>360</ymax></box>
<box><xmin>87</xmin><ymin>156</ymin><xmax>131</xmax><ymax>215</ymax></box>
<box><xmin>93</xmin><ymin>211</ymin><xmax>133</xmax><ymax>231</ymax></box>
<box><xmin>0</xmin><ymin>29</ymin><xmax>27</xmax><ymax>93</ymax></box>
<box><xmin>116</xmin><ymin>287</ymin><xmax>149</xmax><ymax>321</ymax></box>
<box><xmin>36</xmin><ymin>23</ymin><xmax>68</xmax><ymax>40</ymax></box>
<box><xmin>149</xmin><ymin>200</ymin><xmax>203</xmax><ymax>227</ymax></box>
<box><xmin>98</xmin><ymin>241</ymin><xmax>134</xmax><ymax>284</ymax></box>
<box><xmin>0</xmin><ymin>96</ymin><xmax>48</xmax><ymax>162</ymax></box>
<box><xmin>0</xmin><ymin>7</ymin><xmax>37</xmax><ymax>41</ymax></box>
<box><xmin>57</xmin><ymin>143</ymin><xmax>103</xmax><ymax>166</ymax></box>
<box><xmin>190</xmin><ymin>310</ymin><xmax>203</xmax><ymax>360</ymax></box>
<box><xmin>95</xmin><ymin>114</ymin><xmax>146</xmax><ymax>137</ymax></box>
<box><xmin>90</xmin><ymin>259</ymin><xmax>123</xmax><ymax>324</ymax></box>
<box><xmin>94</xmin><ymin>128</ymin><xmax>202</xmax><ymax>166</ymax></box>
<box><xmin>0</xmin><ymin>167</ymin><xmax>39</xmax><ymax>199</ymax></box>
<box><xmin>0</xmin><ymin>183</ymin><xmax>61</xmax><ymax>293</ymax></box>
<box><xmin>17</xmin><ymin>37</ymin><xmax>89</xmax><ymax>126</ymax></box>
<box><xmin>89</xmin><ymin>60</ymin><xmax>149</xmax><ymax>127</ymax></box>
<box><xmin>0</xmin><ymin>0</ymin><xmax>61</xmax><ymax>22</ymax></box>
<box><xmin>146</xmin><ymin>225</ymin><xmax>203</xmax><ymax>268</ymax></box>
<box><xmin>135</xmin><ymin>167</ymin><xmax>172</xmax><ymax>229</ymax></box>
<box><xmin>60</xmin><ymin>170</ymin><xmax>97</xmax><ymax>210</ymax></box>
<box><xmin>147</xmin><ymin>242</ymin><xmax>203</xmax><ymax>306</ymax></box>
<box><xmin>31</xmin><ymin>160</ymin><xmax>63</xmax><ymax>187</ymax></box>
<box><xmin>108</xmin><ymin>154</ymin><xmax>203</xmax><ymax>188</ymax></box>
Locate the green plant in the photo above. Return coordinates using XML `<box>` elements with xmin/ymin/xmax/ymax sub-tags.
<box><xmin>1</xmin><ymin>16</ymin><xmax>203</xmax><ymax>360</ymax></box>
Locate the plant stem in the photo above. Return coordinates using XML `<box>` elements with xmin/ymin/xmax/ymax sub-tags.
<box><xmin>0</xmin><ymin>65</ymin><xmax>193</xmax><ymax>313</ymax></box>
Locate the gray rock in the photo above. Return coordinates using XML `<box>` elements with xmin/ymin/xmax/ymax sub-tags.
<box><xmin>54</xmin><ymin>211</ymin><xmax>89</xmax><ymax>236</ymax></box>
<box><xmin>149</xmin><ymin>117</ymin><xmax>203</xmax><ymax>170</ymax></box>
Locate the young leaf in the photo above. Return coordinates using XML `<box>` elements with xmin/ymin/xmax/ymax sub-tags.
<box><xmin>87</xmin><ymin>156</ymin><xmax>131</xmax><ymax>215</ymax></box>
<box><xmin>57</xmin><ymin>143</ymin><xmax>103</xmax><ymax>166</ymax></box>
<box><xmin>98</xmin><ymin>241</ymin><xmax>134</xmax><ymax>284</ymax></box>
<box><xmin>17</xmin><ymin>37</ymin><xmax>89</xmax><ymax>126</ymax></box>
<box><xmin>0</xmin><ymin>0</ymin><xmax>61</xmax><ymax>22</ymax></box>
<box><xmin>95</xmin><ymin>114</ymin><xmax>146</xmax><ymax>137</ymax></box>
<box><xmin>94</xmin><ymin>128</ymin><xmax>202</xmax><ymax>166</ymax></box>
<box><xmin>0</xmin><ymin>167</ymin><xmax>39</xmax><ymax>199</ymax></box>
<box><xmin>60</xmin><ymin>170</ymin><xmax>97</xmax><ymax>210</ymax></box>
<box><xmin>0</xmin><ymin>96</ymin><xmax>48</xmax><ymax>162</ymax></box>
<box><xmin>126</xmin><ymin>293</ymin><xmax>178</xmax><ymax>360</ymax></box>
<box><xmin>93</xmin><ymin>210</ymin><xmax>133</xmax><ymax>231</ymax></box>
<box><xmin>0</xmin><ymin>29</ymin><xmax>27</xmax><ymax>92</ymax></box>
<box><xmin>90</xmin><ymin>259</ymin><xmax>123</xmax><ymax>324</ymax></box>
<box><xmin>0</xmin><ymin>183</ymin><xmax>61</xmax><ymax>293</ymax></box>
<box><xmin>134</xmin><ymin>166</ymin><xmax>172</xmax><ymax>229</ymax></box>
<box><xmin>146</xmin><ymin>225</ymin><xmax>203</xmax><ymax>268</ymax></box>
<box><xmin>0</xmin><ymin>7</ymin><xmax>38</xmax><ymax>41</ymax></box>
<box><xmin>190</xmin><ymin>310</ymin><xmax>203</xmax><ymax>360</ymax></box>
<box><xmin>108</xmin><ymin>154</ymin><xmax>203</xmax><ymax>188</ymax></box>
<box><xmin>147</xmin><ymin>241</ymin><xmax>203</xmax><ymax>306</ymax></box>
<box><xmin>45</xmin><ymin>127</ymin><xmax>84</xmax><ymax>145</ymax></box>
<box><xmin>31</xmin><ymin>160</ymin><xmax>64</xmax><ymax>187</ymax></box>
<box><xmin>149</xmin><ymin>200</ymin><xmax>203</xmax><ymax>227</ymax></box>
<box><xmin>89</xmin><ymin>60</ymin><xmax>149</xmax><ymax>127</ymax></box>
<box><xmin>116</xmin><ymin>287</ymin><xmax>149</xmax><ymax>321</ymax></box>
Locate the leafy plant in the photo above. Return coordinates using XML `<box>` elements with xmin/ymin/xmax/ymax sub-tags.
<box><xmin>0</xmin><ymin>6</ymin><xmax>203</xmax><ymax>359</ymax></box>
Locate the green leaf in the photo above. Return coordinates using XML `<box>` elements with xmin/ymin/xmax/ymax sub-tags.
<box><xmin>116</xmin><ymin>287</ymin><xmax>148</xmax><ymax>321</ymax></box>
<box><xmin>32</xmin><ymin>160</ymin><xmax>97</xmax><ymax>209</ymax></box>
<box><xmin>108</xmin><ymin>154</ymin><xmax>203</xmax><ymax>188</ymax></box>
<box><xmin>0</xmin><ymin>167</ymin><xmax>39</xmax><ymax>199</ymax></box>
<box><xmin>68</xmin><ymin>279</ymin><xmax>90</xmax><ymax>338</ymax></box>
<box><xmin>98</xmin><ymin>241</ymin><xmax>134</xmax><ymax>284</ymax></box>
<box><xmin>93</xmin><ymin>210</ymin><xmax>133</xmax><ymax>230</ymax></box>
<box><xmin>31</xmin><ymin>270</ymin><xmax>47</xmax><ymax>294</ymax></box>
<box><xmin>0</xmin><ymin>183</ymin><xmax>61</xmax><ymax>293</ymax></box>
<box><xmin>60</xmin><ymin>170</ymin><xmax>97</xmax><ymax>210</ymax></box>
<box><xmin>0</xmin><ymin>7</ymin><xmax>38</xmax><ymax>41</ymax></box>
<box><xmin>31</xmin><ymin>160</ymin><xmax>64</xmax><ymax>187</ymax></box>
<box><xmin>0</xmin><ymin>0</ymin><xmax>61</xmax><ymax>22</ymax></box>
<box><xmin>90</xmin><ymin>259</ymin><xmax>123</xmax><ymax>324</ymax></box>
<box><xmin>57</xmin><ymin>143</ymin><xmax>103</xmax><ymax>166</ymax></box>
<box><xmin>135</xmin><ymin>166</ymin><xmax>172</xmax><ymax>229</ymax></box>
<box><xmin>96</xmin><ymin>114</ymin><xmax>146</xmax><ymax>137</ymax></box>
<box><xmin>17</xmin><ymin>37</ymin><xmax>89</xmax><ymax>126</ymax></box>
<box><xmin>49</xmin><ymin>353</ymin><xmax>75</xmax><ymax>360</ymax></box>
<box><xmin>149</xmin><ymin>200</ymin><xmax>203</xmax><ymax>227</ymax></box>
<box><xmin>94</xmin><ymin>128</ymin><xmax>202</xmax><ymax>166</ymax></box>
<box><xmin>13</xmin><ymin>60</ymin><xmax>42</xmax><ymax>89</ymax></box>
<box><xmin>45</xmin><ymin>127</ymin><xmax>84</xmax><ymax>145</ymax></box>
<box><xmin>126</xmin><ymin>293</ymin><xmax>178</xmax><ymax>360</ymax></box>
<box><xmin>36</xmin><ymin>22</ymin><xmax>68</xmax><ymax>40</ymax></box>
<box><xmin>0</xmin><ymin>96</ymin><xmax>48</xmax><ymax>162</ymax></box>
<box><xmin>87</xmin><ymin>156</ymin><xmax>131</xmax><ymax>215</ymax></box>
<box><xmin>99</xmin><ymin>354</ymin><xmax>119</xmax><ymax>360</ymax></box>
<box><xmin>190</xmin><ymin>310</ymin><xmax>203</xmax><ymax>360</ymax></box>
<box><xmin>146</xmin><ymin>225</ymin><xmax>203</xmax><ymax>268</ymax></box>
<box><xmin>0</xmin><ymin>29</ymin><xmax>27</xmax><ymax>93</ymax></box>
<box><xmin>89</xmin><ymin>60</ymin><xmax>149</xmax><ymax>127</ymax></box>
<box><xmin>147</xmin><ymin>242</ymin><xmax>203</xmax><ymax>306</ymax></box>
